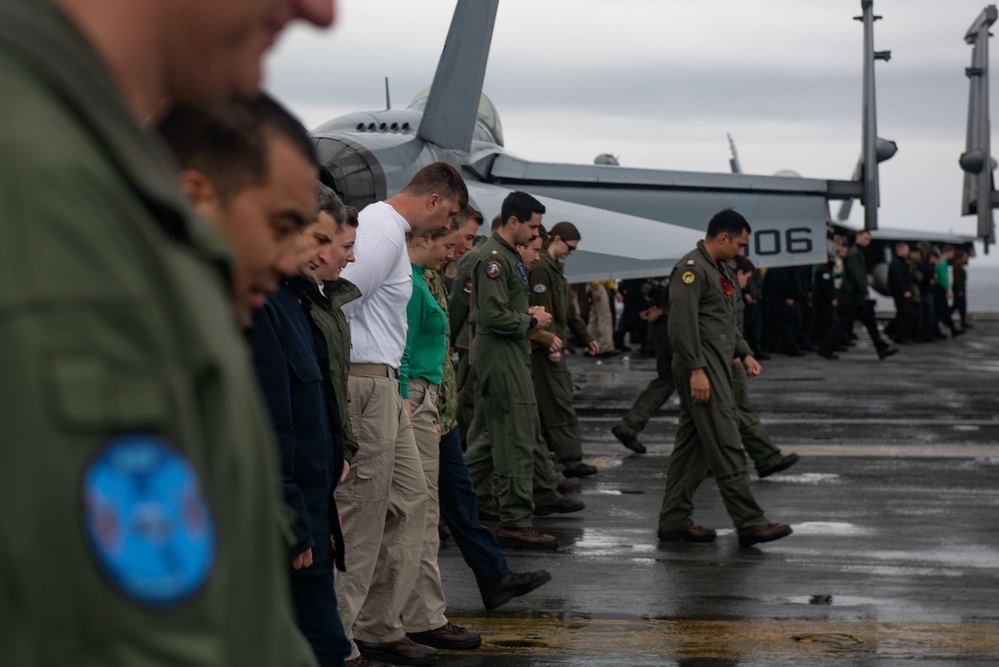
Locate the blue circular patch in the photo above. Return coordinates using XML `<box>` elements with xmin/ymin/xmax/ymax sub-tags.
<box><xmin>82</xmin><ymin>435</ymin><xmax>215</xmax><ymax>608</ymax></box>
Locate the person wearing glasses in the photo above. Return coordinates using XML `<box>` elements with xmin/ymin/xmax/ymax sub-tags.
<box><xmin>528</xmin><ymin>222</ymin><xmax>601</xmax><ymax>479</ymax></box>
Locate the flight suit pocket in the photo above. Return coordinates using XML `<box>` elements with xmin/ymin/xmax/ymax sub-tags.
<box><xmin>287</xmin><ymin>357</ymin><xmax>324</xmax><ymax>424</ymax></box>
<box><xmin>47</xmin><ymin>354</ymin><xmax>168</xmax><ymax>431</ymax></box>
<box><xmin>344</xmin><ymin>449</ymin><xmax>390</xmax><ymax>503</ymax></box>
<box><xmin>348</xmin><ymin>375</ymin><xmax>390</xmax><ymax>443</ymax></box>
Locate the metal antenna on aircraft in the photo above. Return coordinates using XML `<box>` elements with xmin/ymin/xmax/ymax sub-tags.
<box><xmin>385</xmin><ymin>77</ymin><xmax>391</xmax><ymax>110</ymax></box>
<box><xmin>727</xmin><ymin>133</ymin><xmax>742</xmax><ymax>174</ymax></box>
<box><xmin>959</xmin><ymin>5</ymin><xmax>998</xmax><ymax>252</ymax></box>
<box><xmin>854</xmin><ymin>0</ymin><xmax>893</xmax><ymax>231</ymax></box>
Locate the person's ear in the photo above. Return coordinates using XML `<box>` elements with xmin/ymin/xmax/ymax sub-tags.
<box><xmin>178</xmin><ymin>169</ymin><xmax>222</xmax><ymax>215</ymax></box>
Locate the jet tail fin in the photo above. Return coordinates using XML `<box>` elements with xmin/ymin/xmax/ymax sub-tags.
<box><xmin>417</xmin><ymin>0</ymin><xmax>499</xmax><ymax>152</ymax></box>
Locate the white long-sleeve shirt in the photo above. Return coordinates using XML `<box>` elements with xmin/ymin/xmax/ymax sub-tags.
<box><xmin>340</xmin><ymin>201</ymin><xmax>413</xmax><ymax>367</ymax></box>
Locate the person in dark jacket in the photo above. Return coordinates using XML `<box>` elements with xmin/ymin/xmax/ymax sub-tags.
<box><xmin>160</xmin><ymin>97</ymin><xmax>340</xmax><ymax>666</ymax></box>
<box><xmin>837</xmin><ymin>232</ymin><xmax>897</xmax><ymax>360</ymax></box>
<box><xmin>761</xmin><ymin>266</ymin><xmax>806</xmax><ymax>356</ymax></box>
<box><xmin>951</xmin><ymin>249</ymin><xmax>971</xmax><ymax>330</ymax></box>
<box><xmin>916</xmin><ymin>241</ymin><xmax>943</xmax><ymax>341</ymax></box>
<box><xmin>812</xmin><ymin>257</ymin><xmax>842</xmax><ymax>359</ymax></box>
<box><xmin>885</xmin><ymin>242</ymin><xmax>913</xmax><ymax>344</ymax></box>
<box><xmin>252</xmin><ymin>203</ymin><xmax>351</xmax><ymax>667</ymax></box>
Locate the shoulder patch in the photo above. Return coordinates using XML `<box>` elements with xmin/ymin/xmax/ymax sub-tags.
<box><xmin>533</xmin><ymin>283</ymin><xmax>548</xmax><ymax>294</ymax></box>
<box><xmin>681</xmin><ymin>271</ymin><xmax>696</xmax><ymax>284</ymax></box>
<box><xmin>82</xmin><ymin>435</ymin><xmax>215</xmax><ymax>608</ymax></box>
<box><xmin>485</xmin><ymin>261</ymin><xmax>503</xmax><ymax>279</ymax></box>
<box><xmin>463</xmin><ymin>277</ymin><xmax>472</xmax><ymax>293</ymax></box>
<box><xmin>687</xmin><ymin>259</ymin><xmax>695</xmax><ymax>265</ymax></box>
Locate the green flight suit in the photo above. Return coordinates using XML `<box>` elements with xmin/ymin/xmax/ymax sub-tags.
<box><xmin>0</xmin><ymin>1</ymin><xmax>316</xmax><ymax>665</ymax></box>
<box><xmin>309</xmin><ymin>278</ymin><xmax>362</xmax><ymax>462</ymax></box>
<box><xmin>658</xmin><ymin>242</ymin><xmax>769</xmax><ymax>533</ymax></box>
<box><xmin>616</xmin><ymin>280</ymin><xmax>675</xmax><ymax>438</ymax></box>
<box><xmin>728</xmin><ymin>266</ymin><xmax>783</xmax><ymax>474</ymax></box>
<box><xmin>528</xmin><ymin>252</ymin><xmax>591</xmax><ymax>467</ymax></box>
<box><xmin>464</xmin><ymin>233</ymin><xmax>537</xmax><ymax>526</ymax></box>
<box><xmin>448</xmin><ymin>244</ymin><xmax>483</xmax><ymax>443</ymax></box>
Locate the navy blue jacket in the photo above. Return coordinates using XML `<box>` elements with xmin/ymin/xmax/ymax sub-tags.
<box><xmin>251</xmin><ymin>275</ymin><xmax>346</xmax><ymax>574</ymax></box>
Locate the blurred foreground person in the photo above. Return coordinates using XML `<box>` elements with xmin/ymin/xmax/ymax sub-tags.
<box><xmin>0</xmin><ymin>0</ymin><xmax>333</xmax><ymax>663</ymax></box>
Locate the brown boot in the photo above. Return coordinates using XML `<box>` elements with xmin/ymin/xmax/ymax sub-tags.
<box><xmin>407</xmin><ymin>622</ymin><xmax>482</xmax><ymax>650</ymax></box>
<box><xmin>611</xmin><ymin>424</ymin><xmax>647</xmax><ymax>454</ymax></box>
<box><xmin>738</xmin><ymin>523</ymin><xmax>793</xmax><ymax>547</ymax></box>
<box><xmin>657</xmin><ymin>524</ymin><xmax>717</xmax><ymax>542</ymax></box>
<box><xmin>495</xmin><ymin>524</ymin><xmax>558</xmax><ymax>550</ymax></box>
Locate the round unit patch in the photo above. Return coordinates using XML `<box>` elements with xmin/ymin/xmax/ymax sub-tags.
<box><xmin>463</xmin><ymin>278</ymin><xmax>472</xmax><ymax>293</ymax></box>
<box><xmin>516</xmin><ymin>262</ymin><xmax>528</xmax><ymax>281</ymax></box>
<box><xmin>82</xmin><ymin>435</ymin><xmax>215</xmax><ymax>608</ymax></box>
<box><xmin>681</xmin><ymin>271</ymin><xmax>696</xmax><ymax>284</ymax></box>
<box><xmin>485</xmin><ymin>261</ymin><xmax>503</xmax><ymax>279</ymax></box>
<box><xmin>533</xmin><ymin>283</ymin><xmax>548</xmax><ymax>294</ymax></box>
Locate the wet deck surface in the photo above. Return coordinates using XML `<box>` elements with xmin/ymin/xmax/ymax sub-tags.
<box><xmin>434</xmin><ymin>320</ymin><xmax>999</xmax><ymax>665</ymax></box>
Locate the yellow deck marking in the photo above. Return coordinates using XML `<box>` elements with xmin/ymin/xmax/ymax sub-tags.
<box><xmin>582</xmin><ymin>442</ymin><xmax>999</xmax><ymax>458</ymax></box>
<box><xmin>448</xmin><ymin>618</ymin><xmax>999</xmax><ymax>659</ymax></box>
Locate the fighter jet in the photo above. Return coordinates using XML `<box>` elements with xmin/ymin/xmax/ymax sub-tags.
<box><xmin>311</xmin><ymin>0</ymin><xmax>883</xmax><ymax>281</ymax></box>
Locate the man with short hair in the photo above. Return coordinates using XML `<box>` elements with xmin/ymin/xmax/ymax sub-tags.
<box><xmin>658</xmin><ymin>209</ymin><xmax>792</xmax><ymax>547</ymax></box>
<box><xmin>464</xmin><ymin>191</ymin><xmax>559</xmax><ymax>550</ymax></box>
<box><xmin>251</xmin><ymin>182</ymin><xmax>352</xmax><ymax>667</ymax></box>
<box><xmin>886</xmin><ymin>241</ymin><xmax>913</xmax><ymax>344</ymax></box>
<box><xmin>451</xmin><ymin>214</ymin><xmax>503</xmax><ymax>445</ymax></box>
<box><xmin>336</xmin><ymin>162</ymin><xmax>468</xmax><ymax>667</ymax></box>
<box><xmin>0</xmin><ymin>0</ymin><xmax>333</xmax><ymax>662</ymax></box>
<box><xmin>839</xmin><ymin>231</ymin><xmax>898</xmax><ymax>359</ymax></box>
<box><xmin>162</xmin><ymin>101</ymin><xmax>345</xmax><ymax>665</ymax></box>
<box><xmin>159</xmin><ymin>96</ymin><xmax>320</xmax><ymax>325</ymax></box>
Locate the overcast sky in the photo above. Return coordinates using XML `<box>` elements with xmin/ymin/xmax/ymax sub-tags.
<box><xmin>264</xmin><ymin>0</ymin><xmax>999</xmax><ymax>262</ymax></box>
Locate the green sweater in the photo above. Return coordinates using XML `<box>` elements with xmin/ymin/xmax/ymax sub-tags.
<box><xmin>400</xmin><ymin>264</ymin><xmax>447</xmax><ymax>399</ymax></box>
<box><xmin>935</xmin><ymin>258</ymin><xmax>950</xmax><ymax>292</ymax></box>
